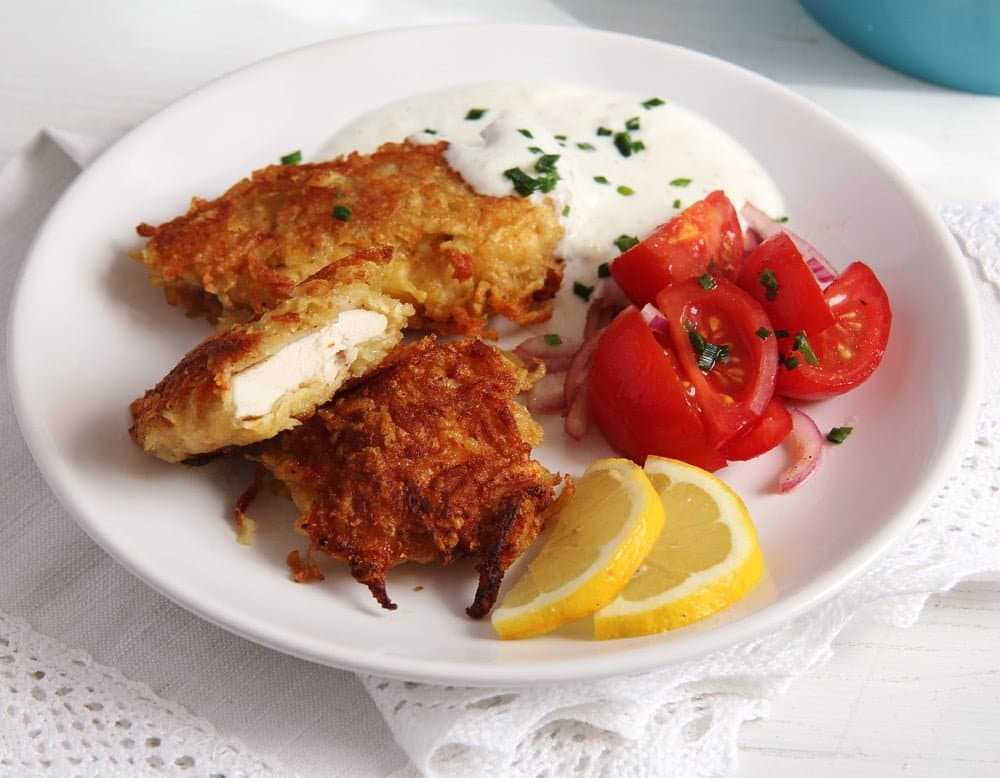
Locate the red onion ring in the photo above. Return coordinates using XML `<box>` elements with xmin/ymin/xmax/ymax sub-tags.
<box><xmin>514</xmin><ymin>334</ymin><xmax>583</xmax><ymax>373</ymax></box>
<box><xmin>778</xmin><ymin>408</ymin><xmax>824</xmax><ymax>493</ymax></box>
<box><xmin>525</xmin><ymin>371</ymin><xmax>568</xmax><ymax>415</ymax></box>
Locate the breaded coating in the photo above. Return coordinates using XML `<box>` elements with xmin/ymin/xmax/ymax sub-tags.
<box><xmin>251</xmin><ymin>336</ymin><xmax>566</xmax><ymax>617</ymax></box>
<box><xmin>132</xmin><ymin>141</ymin><xmax>564</xmax><ymax>334</ymax></box>
<box><xmin>130</xmin><ymin>247</ymin><xmax>413</xmax><ymax>464</ymax></box>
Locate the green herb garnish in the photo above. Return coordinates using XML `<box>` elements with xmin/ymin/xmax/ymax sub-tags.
<box><xmin>597</xmin><ymin>262</ymin><xmax>611</xmax><ymax>278</ymax></box>
<box><xmin>280</xmin><ymin>150</ymin><xmax>302</xmax><ymax>165</ymax></box>
<box><xmin>593</xmin><ymin>175</ymin><xmax>610</xmax><ymax>184</ymax></box>
<box><xmin>573</xmin><ymin>281</ymin><xmax>595</xmax><ymax>301</ymax></box>
<box><xmin>596</xmin><ymin>126</ymin><xmax>612</xmax><ymax>136</ymax></box>
<box><xmin>613</xmin><ymin>131</ymin><xmax>634</xmax><ymax>157</ymax></box>
<box><xmin>518</xmin><ymin>128</ymin><xmax>534</xmax><ymax>138</ymax></box>
<box><xmin>614</xmin><ymin>234</ymin><xmax>639</xmax><ymax>253</ymax></box>
<box><xmin>617</xmin><ymin>185</ymin><xmax>635</xmax><ymax>196</ymax></box>
<box><xmin>465</xmin><ymin>107</ymin><xmax>487</xmax><ymax>120</ymax></box>
<box><xmin>776</xmin><ymin>215</ymin><xmax>790</xmax><ymax>223</ymax></box>
<box><xmin>782</xmin><ymin>355</ymin><xmax>800</xmax><ymax>370</ymax></box>
<box><xmin>332</xmin><ymin>204</ymin><xmax>352</xmax><ymax>222</ymax></box>
<box><xmin>625</xmin><ymin>116</ymin><xmax>641</xmax><ymax>131</ymax></box>
<box><xmin>562</xmin><ymin>204</ymin><xmax>571</xmax><ymax>217</ymax></box>
<box><xmin>504</xmin><ymin>167</ymin><xmax>538</xmax><ymax>197</ymax></box>
<box><xmin>642</xmin><ymin>97</ymin><xmax>665</xmax><ymax>109</ymax></box>
<box><xmin>544</xmin><ymin>333</ymin><xmax>563</xmax><ymax>346</ymax></box>
<box><xmin>673</xmin><ymin>198</ymin><xmax>682</xmax><ymax>209</ymax></box>
<box><xmin>759</xmin><ymin>269</ymin><xmax>779</xmax><ymax>301</ymax></box>
<box><xmin>774</xmin><ymin>329</ymin><xmax>790</xmax><ymax>339</ymax></box>
<box><xmin>527</xmin><ymin>146</ymin><xmax>544</xmax><ymax>154</ymax></box>
<box><xmin>423</xmin><ymin>128</ymin><xmax>438</xmax><ymax>135</ymax></box>
<box><xmin>554</xmin><ymin>134</ymin><xmax>568</xmax><ymax>141</ymax></box>
<box><xmin>576</xmin><ymin>142</ymin><xmax>596</xmax><ymax>151</ymax></box>
<box><xmin>792</xmin><ymin>331</ymin><xmax>819</xmax><ymax>365</ymax></box>
<box><xmin>669</xmin><ymin>177</ymin><xmax>692</xmax><ymax>187</ymax></box>
<box><xmin>827</xmin><ymin>426</ymin><xmax>854</xmax><ymax>444</ymax></box>
<box><xmin>697</xmin><ymin>273</ymin><xmax>717</xmax><ymax>291</ymax></box>
<box><xmin>755</xmin><ymin>327</ymin><xmax>771</xmax><ymax>340</ymax></box>
<box><xmin>689</xmin><ymin>329</ymin><xmax>708</xmax><ymax>354</ymax></box>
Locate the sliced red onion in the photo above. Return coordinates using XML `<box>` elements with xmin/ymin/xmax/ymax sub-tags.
<box><xmin>778</xmin><ymin>408</ymin><xmax>824</xmax><ymax>493</ymax></box>
<box><xmin>525</xmin><ymin>371</ymin><xmax>568</xmax><ymax>415</ymax></box>
<box><xmin>584</xmin><ymin>279</ymin><xmax>629</xmax><ymax>339</ymax></box>
<box><xmin>564</xmin><ymin>333</ymin><xmax>601</xmax><ymax>409</ymax></box>
<box><xmin>514</xmin><ymin>334</ymin><xmax>583</xmax><ymax>373</ymax></box>
<box><xmin>743</xmin><ymin>227</ymin><xmax>761</xmax><ymax>253</ymax></box>
<box><xmin>741</xmin><ymin>202</ymin><xmax>838</xmax><ymax>285</ymax></box>
<box><xmin>564</xmin><ymin>386</ymin><xmax>589</xmax><ymax>441</ymax></box>
<box><xmin>639</xmin><ymin>303</ymin><xmax>670</xmax><ymax>340</ymax></box>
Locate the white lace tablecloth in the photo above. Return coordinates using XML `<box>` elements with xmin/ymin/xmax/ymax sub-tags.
<box><xmin>2</xmin><ymin>131</ymin><xmax>998</xmax><ymax>777</ymax></box>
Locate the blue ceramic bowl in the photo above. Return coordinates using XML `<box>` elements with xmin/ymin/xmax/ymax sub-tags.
<box><xmin>800</xmin><ymin>0</ymin><xmax>1000</xmax><ymax>95</ymax></box>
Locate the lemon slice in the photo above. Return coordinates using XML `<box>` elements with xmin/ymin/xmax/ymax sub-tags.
<box><xmin>593</xmin><ymin>456</ymin><xmax>765</xmax><ymax>640</ymax></box>
<box><xmin>492</xmin><ymin>458</ymin><xmax>665</xmax><ymax>640</ymax></box>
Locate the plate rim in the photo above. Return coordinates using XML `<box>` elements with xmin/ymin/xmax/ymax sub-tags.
<box><xmin>7</xmin><ymin>22</ymin><xmax>984</xmax><ymax>686</ymax></box>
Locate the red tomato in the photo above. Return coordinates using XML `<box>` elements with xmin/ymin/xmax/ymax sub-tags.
<box><xmin>610</xmin><ymin>191</ymin><xmax>743</xmax><ymax>307</ymax></box>
<box><xmin>777</xmin><ymin>261</ymin><xmax>892</xmax><ymax>400</ymax></box>
<box><xmin>588</xmin><ymin>307</ymin><xmax>727</xmax><ymax>472</ymax></box>
<box><xmin>655</xmin><ymin>277</ymin><xmax>779</xmax><ymax>446</ymax></box>
<box><xmin>737</xmin><ymin>233</ymin><xmax>836</xmax><ymax>336</ymax></box>
<box><xmin>721</xmin><ymin>395</ymin><xmax>793</xmax><ymax>461</ymax></box>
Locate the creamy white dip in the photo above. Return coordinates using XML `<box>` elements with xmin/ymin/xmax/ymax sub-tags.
<box><xmin>320</xmin><ymin>82</ymin><xmax>783</xmax><ymax>338</ymax></box>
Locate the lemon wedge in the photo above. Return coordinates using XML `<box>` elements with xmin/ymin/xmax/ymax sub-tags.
<box><xmin>492</xmin><ymin>458</ymin><xmax>665</xmax><ymax>640</ymax></box>
<box><xmin>593</xmin><ymin>456</ymin><xmax>764</xmax><ymax>640</ymax></box>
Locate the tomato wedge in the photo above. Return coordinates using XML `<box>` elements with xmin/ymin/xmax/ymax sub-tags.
<box><xmin>777</xmin><ymin>261</ymin><xmax>892</xmax><ymax>400</ymax></box>
<box><xmin>611</xmin><ymin>191</ymin><xmax>743</xmax><ymax>307</ymax></box>
<box><xmin>737</xmin><ymin>233</ymin><xmax>836</xmax><ymax>336</ymax></box>
<box><xmin>655</xmin><ymin>277</ymin><xmax>778</xmax><ymax>446</ymax></box>
<box><xmin>721</xmin><ymin>395</ymin><xmax>793</xmax><ymax>460</ymax></box>
<box><xmin>588</xmin><ymin>307</ymin><xmax>727</xmax><ymax>471</ymax></box>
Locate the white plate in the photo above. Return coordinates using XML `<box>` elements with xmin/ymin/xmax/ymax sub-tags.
<box><xmin>8</xmin><ymin>24</ymin><xmax>981</xmax><ymax>686</ymax></box>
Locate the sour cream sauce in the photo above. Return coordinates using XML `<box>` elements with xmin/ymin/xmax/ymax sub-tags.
<box><xmin>321</xmin><ymin>82</ymin><xmax>783</xmax><ymax>337</ymax></box>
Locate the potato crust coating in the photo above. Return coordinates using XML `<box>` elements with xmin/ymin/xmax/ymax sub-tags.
<box><xmin>130</xmin><ymin>247</ymin><xmax>413</xmax><ymax>463</ymax></box>
<box><xmin>251</xmin><ymin>336</ymin><xmax>566</xmax><ymax>617</ymax></box>
<box><xmin>132</xmin><ymin>141</ymin><xmax>564</xmax><ymax>334</ymax></box>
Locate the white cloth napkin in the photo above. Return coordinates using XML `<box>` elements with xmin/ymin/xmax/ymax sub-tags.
<box><xmin>2</xmin><ymin>131</ymin><xmax>999</xmax><ymax>778</ymax></box>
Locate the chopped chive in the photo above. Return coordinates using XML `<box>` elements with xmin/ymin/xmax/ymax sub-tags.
<box><xmin>631</xmin><ymin>140</ymin><xmax>646</xmax><ymax>153</ymax></box>
<box><xmin>534</xmin><ymin>154</ymin><xmax>560</xmax><ymax>173</ymax></box>
<box><xmin>756</xmin><ymin>327</ymin><xmax>772</xmax><ymax>340</ymax></box>
<box><xmin>774</xmin><ymin>328</ymin><xmax>790</xmax><ymax>339</ymax></box>
<box><xmin>562</xmin><ymin>204</ymin><xmax>571</xmax><ymax>217</ymax></box>
<box><xmin>698</xmin><ymin>342</ymin><xmax>727</xmax><ymax>371</ymax></box>
<box><xmin>573</xmin><ymin>281</ymin><xmax>595</xmax><ymax>301</ymax></box>
<box><xmin>669</xmin><ymin>177</ymin><xmax>692</xmax><ymax>187</ymax></box>
<box><xmin>783</xmin><ymin>354</ymin><xmax>800</xmax><ymax>370</ymax></box>
<box><xmin>423</xmin><ymin>128</ymin><xmax>438</xmax><ymax>135</ymax></box>
<box><xmin>614</xmin><ymin>234</ymin><xmax>639</xmax><ymax>253</ymax></box>
<box><xmin>596</xmin><ymin>126</ymin><xmax>613</xmax><ymax>136</ymax></box>
<box><xmin>689</xmin><ymin>330</ymin><xmax>708</xmax><ymax>354</ymax></box>
<box><xmin>576</xmin><ymin>142</ymin><xmax>596</xmax><ymax>151</ymax></box>
<box><xmin>332</xmin><ymin>204</ymin><xmax>352</xmax><ymax>221</ymax></box>
<box><xmin>597</xmin><ymin>262</ymin><xmax>611</xmax><ymax>278</ymax></box>
<box><xmin>642</xmin><ymin>97</ymin><xmax>665</xmax><ymax>109</ymax></box>
<box><xmin>625</xmin><ymin>116</ymin><xmax>641</xmax><ymax>131</ymax></box>
<box><xmin>465</xmin><ymin>107</ymin><xmax>487</xmax><ymax>120</ymax></box>
<box><xmin>554</xmin><ymin>134</ymin><xmax>568</xmax><ymax>141</ymax></box>
<box><xmin>504</xmin><ymin>167</ymin><xmax>538</xmax><ymax>197</ymax></box>
<box><xmin>280</xmin><ymin>150</ymin><xmax>302</xmax><ymax>165</ymax></box>
<box><xmin>759</xmin><ymin>268</ymin><xmax>779</xmax><ymax>301</ymax></box>
<box><xmin>792</xmin><ymin>331</ymin><xmax>819</xmax><ymax>364</ymax></box>
<box><xmin>517</xmin><ymin>128</ymin><xmax>534</xmax><ymax>138</ymax></box>
<box><xmin>527</xmin><ymin>146</ymin><xmax>544</xmax><ymax>154</ymax></box>
<box><xmin>683</xmin><ymin>319</ymin><xmax>696</xmax><ymax>332</ymax></box>
<box><xmin>697</xmin><ymin>273</ymin><xmax>717</xmax><ymax>291</ymax></box>
<box><xmin>543</xmin><ymin>333</ymin><xmax>563</xmax><ymax>346</ymax></box>
<box><xmin>613</xmin><ymin>131</ymin><xmax>634</xmax><ymax>157</ymax></box>
<box><xmin>827</xmin><ymin>426</ymin><xmax>854</xmax><ymax>444</ymax></box>
<box><xmin>776</xmin><ymin>215</ymin><xmax>790</xmax><ymax>223</ymax></box>
<box><xmin>673</xmin><ymin>198</ymin><xmax>682</xmax><ymax>209</ymax></box>
<box><xmin>617</xmin><ymin>185</ymin><xmax>635</xmax><ymax>196</ymax></box>
<box><xmin>593</xmin><ymin>175</ymin><xmax>610</xmax><ymax>184</ymax></box>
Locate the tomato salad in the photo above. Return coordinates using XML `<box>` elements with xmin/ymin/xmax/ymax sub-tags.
<box><xmin>518</xmin><ymin>191</ymin><xmax>892</xmax><ymax>492</ymax></box>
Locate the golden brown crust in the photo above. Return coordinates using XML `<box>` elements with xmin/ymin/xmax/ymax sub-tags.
<box><xmin>129</xmin><ymin>247</ymin><xmax>413</xmax><ymax>463</ymax></box>
<box><xmin>250</xmin><ymin>336</ymin><xmax>564</xmax><ymax>616</ymax></box>
<box><xmin>132</xmin><ymin>141</ymin><xmax>564</xmax><ymax>334</ymax></box>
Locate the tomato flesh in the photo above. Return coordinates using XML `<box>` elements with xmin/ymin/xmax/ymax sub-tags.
<box><xmin>777</xmin><ymin>261</ymin><xmax>892</xmax><ymax>400</ymax></box>
<box><xmin>611</xmin><ymin>191</ymin><xmax>743</xmax><ymax>307</ymax></box>
<box><xmin>721</xmin><ymin>395</ymin><xmax>793</xmax><ymax>460</ymax></box>
<box><xmin>654</xmin><ymin>278</ymin><xmax>778</xmax><ymax>446</ymax></box>
<box><xmin>737</xmin><ymin>233</ymin><xmax>836</xmax><ymax>336</ymax></box>
<box><xmin>588</xmin><ymin>307</ymin><xmax>727</xmax><ymax>471</ymax></box>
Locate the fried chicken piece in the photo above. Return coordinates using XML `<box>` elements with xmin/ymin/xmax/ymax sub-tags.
<box><xmin>130</xmin><ymin>247</ymin><xmax>413</xmax><ymax>463</ymax></box>
<box><xmin>251</xmin><ymin>336</ymin><xmax>566</xmax><ymax>617</ymax></box>
<box><xmin>132</xmin><ymin>141</ymin><xmax>564</xmax><ymax>334</ymax></box>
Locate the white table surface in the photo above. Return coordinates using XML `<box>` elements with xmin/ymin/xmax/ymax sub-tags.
<box><xmin>3</xmin><ymin>1</ymin><xmax>999</xmax><ymax>776</ymax></box>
